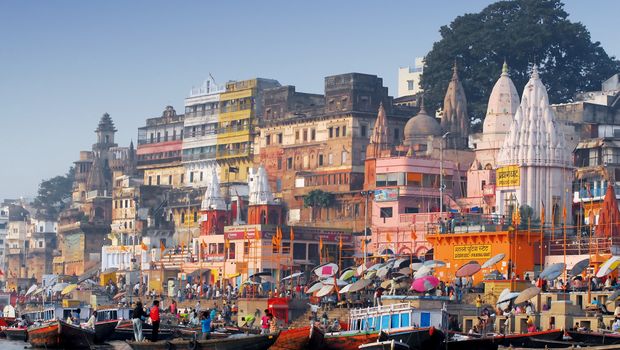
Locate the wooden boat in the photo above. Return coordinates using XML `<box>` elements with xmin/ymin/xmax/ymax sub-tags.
<box><xmin>0</xmin><ymin>317</ymin><xmax>16</xmax><ymax>337</ymax></box>
<box><xmin>112</xmin><ymin>319</ymin><xmax>176</xmax><ymax>341</ymax></box>
<box><xmin>94</xmin><ymin>319</ymin><xmax>120</xmax><ymax>343</ymax></box>
<box><xmin>58</xmin><ymin>319</ymin><xmax>95</xmax><ymax>349</ymax></box>
<box><xmin>323</xmin><ymin>331</ymin><xmax>379</xmax><ymax>350</ymax></box>
<box><xmin>270</xmin><ymin>324</ymin><xmax>324</xmax><ymax>350</ymax></box>
<box><xmin>27</xmin><ymin>321</ymin><xmax>60</xmax><ymax>348</ymax></box>
<box><xmin>567</xmin><ymin>330</ymin><xmax>620</xmax><ymax>345</ymax></box>
<box><xmin>376</xmin><ymin>327</ymin><xmax>444</xmax><ymax>350</ymax></box>
<box><xmin>5</xmin><ymin>325</ymin><xmax>28</xmax><ymax>341</ymax></box>
<box><xmin>126</xmin><ymin>332</ymin><xmax>279</xmax><ymax>350</ymax></box>
<box><xmin>497</xmin><ymin>329</ymin><xmax>565</xmax><ymax>347</ymax></box>
<box><xmin>359</xmin><ymin>339</ymin><xmax>411</xmax><ymax>350</ymax></box>
<box><xmin>445</xmin><ymin>336</ymin><xmax>497</xmax><ymax>350</ymax></box>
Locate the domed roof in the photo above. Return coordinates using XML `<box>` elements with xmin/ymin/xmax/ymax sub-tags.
<box><xmin>404</xmin><ymin>101</ymin><xmax>442</xmax><ymax>145</ymax></box>
<box><xmin>483</xmin><ymin>62</ymin><xmax>519</xmax><ymax>135</ymax></box>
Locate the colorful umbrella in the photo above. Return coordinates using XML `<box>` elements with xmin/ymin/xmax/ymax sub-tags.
<box><xmin>607</xmin><ymin>290</ymin><xmax>620</xmax><ymax>306</ymax></box>
<box><xmin>539</xmin><ymin>263</ymin><xmax>566</xmax><ymax>281</ymax></box>
<box><xmin>25</xmin><ymin>284</ymin><xmax>38</xmax><ymax>297</ymax></box>
<box><xmin>399</xmin><ymin>267</ymin><xmax>413</xmax><ymax>275</ymax></box>
<box><xmin>61</xmin><ymin>284</ymin><xmax>78</xmax><ymax>296</ymax></box>
<box><xmin>338</xmin><ymin>283</ymin><xmax>353</xmax><ymax>294</ymax></box>
<box><xmin>423</xmin><ymin>260</ymin><xmax>446</xmax><ymax>268</ymax></box>
<box><xmin>316</xmin><ymin>284</ymin><xmax>334</xmax><ymax>297</ymax></box>
<box><xmin>313</xmin><ymin>263</ymin><xmax>339</xmax><ymax>278</ymax></box>
<box><xmin>394</xmin><ymin>258</ymin><xmax>409</xmax><ymax>269</ymax></box>
<box><xmin>306</xmin><ymin>282</ymin><xmax>324</xmax><ymax>294</ymax></box>
<box><xmin>282</xmin><ymin>272</ymin><xmax>304</xmax><ymax>281</ymax></box>
<box><xmin>570</xmin><ymin>259</ymin><xmax>590</xmax><ymax>276</ymax></box>
<box><xmin>455</xmin><ymin>261</ymin><xmax>481</xmax><ymax>278</ymax></box>
<box><xmin>348</xmin><ymin>278</ymin><xmax>372</xmax><ymax>292</ymax></box>
<box><xmin>368</xmin><ymin>263</ymin><xmax>384</xmax><ymax>272</ymax></box>
<box><xmin>411</xmin><ymin>276</ymin><xmax>440</xmax><ymax>292</ymax></box>
<box><xmin>481</xmin><ymin>253</ymin><xmax>505</xmax><ymax>269</ymax></box>
<box><xmin>413</xmin><ymin>265</ymin><xmax>433</xmax><ymax>279</ymax></box>
<box><xmin>514</xmin><ymin>286</ymin><xmax>541</xmax><ymax>305</ymax></box>
<box><xmin>365</xmin><ymin>270</ymin><xmax>377</xmax><ymax>280</ymax></box>
<box><xmin>113</xmin><ymin>291</ymin><xmax>126</xmax><ymax>300</ymax></box>
<box><xmin>52</xmin><ymin>283</ymin><xmax>69</xmax><ymax>292</ymax></box>
<box><xmin>596</xmin><ymin>256</ymin><xmax>620</xmax><ymax>278</ymax></box>
<box><xmin>377</xmin><ymin>265</ymin><xmax>391</xmax><ymax>279</ymax></box>
<box><xmin>410</xmin><ymin>262</ymin><xmax>424</xmax><ymax>271</ymax></box>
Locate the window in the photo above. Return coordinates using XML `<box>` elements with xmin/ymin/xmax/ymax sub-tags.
<box><xmin>277</xmin><ymin>158</ymin><xmax>282</xmax><ymax>170</ymax></box>
<box><xmin>276</xmin><ymin>179</ymin><xmax>282</xmax><ymax>192</ymax></box>
<box><xmin>293</xmin><ymin>243</ymin><xmax>307</xmax><ymax>260</ymax></box>
<box><xmin>169</xmin><ymin>175</ymin><xmax>172</xmax><ymax>185</ymax></box>
<box><xmin>164</xmin><ymin>131</ymin><xmax>168</xmax><ymax>141</ymax></box>
<box><xmin>318</xmin><ymin>154</ymin><xmax>324</xmax><ymax>166</ymax></box>
<box><xmin>361</xmin><ymin>124</ymin><xmax>368</xmax><ymax>137</ymax></box>
<box><xmin>156</xmin><ymin>175</ymin><xmax>160</xmax><ymax>185</ymax></box>
<box><xmin>311</xmin><ymin>129</ymin><xmax>316</xmax><ymax>141</ymax></box>
<box><xmin>295</xmin><ymin>130</ymin><xmax>300</xmax><ymax>141</ymax></box>
<box><xmin>380</xmin><ymin>207</ymin><xmax>393</xmax><ymax>218</ymax></box>
<box><xmin>405</xmin><ymin>207</ymin><xmax>419</xmax><ymax>213</ymax></box>
<box><xmin>150</xmin><ymin>133</ymin><xmax>154</xmax><ymax>143</ymax></box>
<box><xmin>328</xmin><ymin>153</ymin><xmax>333</xmax><ymax>165</ymax></box>
<box><xmin>180</xmin><ymin>174</ymin><xmax>184</xmax><ymax>183</ymax></box>
<box><xmin>303</xmin><ymin>129</ymin><xmax>308</xmax><ymax>141</ymax></box>
<box><xmin>181</xmin><ymin>212</ymin><xmax>185</xmax><ymax>223</ymax></box>
<box><xmin>157</xmin><ymin>132</ymin><xmax>161</xmax><ymax>142</ymax></box>
<box><xmin>200</xmin><ymin>172</ymin><xmax>203</xmax><ymax>182</ymax></box>
<box><xmin>341</xmin><ymin>151</ymin><xmax>348</xmax><ymax>163</ymax></box>
<box><xmin>328</xmin><ymin>127</ymin><xmax>333</xmax><ymax>138</ymax></box>
<box><xmin>228</xmin><ymin>243</ymin><xmax>235</xmax><ymax>259</ymax></box>
<box><xmin>148</xmin><ymin>176</ymin><xmax>152</xmax><ymax>186</ymax></box>
<box><xmin>335</xmin><ymin>127</ymin><xmax>340</xmax><ymax>137</ymax></box>
<box><xmin>407</xmin><ymin>80</ymin><xmax>414</xmax><ymax>91</ymax></box>
<box><xmin>287</xmin><ymin>157</ymin><xmax>293</xmax><ymax>169</ymax></box>
<box><xmin>193</xmin><ymin>212</ymin><xmax>198</xmax><ymax>222</ymax></box>
<box><xmin>394</xmin><ymin>128</ymin><xmax>400</xmax><ymax>143</ymax></box>
<box><xmin>481</xmin><ymin>180</ymin><xmax>486</xmax><ymax>190</ymax></box>
<box><xmin>342</xmin><ymin>126</ymin><xmax>347</xmax><ymax>136</ymax></box>
<box><xmin>266</xmin><ymin>135</ymin><xmax>271</xmax><ymax>145</ymax></box>
<box><xmin>277</xmin><ymin>133</ymin><xmax>283</xmax><ymax>144</ymax></box>
<box><xmin>190</xmin><ymin>172</ymin><xmax>194</xmax><ymax>183</ymax></box>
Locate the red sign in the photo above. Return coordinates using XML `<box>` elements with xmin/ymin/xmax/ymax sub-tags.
<box><xmin>483</xmin><ymin>184</ymin><xmax>496</xmax><ymax>197</ymax></box>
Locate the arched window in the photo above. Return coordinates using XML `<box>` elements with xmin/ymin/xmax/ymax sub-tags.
<box><xmin>181</xmin><ymin>212</ymin><xmax>185</xmax><ymax>223</ymax></box>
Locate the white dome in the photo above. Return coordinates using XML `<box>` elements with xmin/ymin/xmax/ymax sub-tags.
<box><xmin>483</xmin><ymin>62</ymin><xmax>519</xmax><ymax>136</ymax></box>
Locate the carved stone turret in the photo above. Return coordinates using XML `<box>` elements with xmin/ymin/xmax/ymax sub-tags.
<box><xmin>442</xmin><ymin>62</ymin><xmax>469</xmax><ymax>149</ymax></box>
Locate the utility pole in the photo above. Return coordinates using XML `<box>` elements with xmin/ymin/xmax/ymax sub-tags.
<box><xmin>361</xmin><ymin>191</ymin><xmax>373</xmax><ymax>266</ymax></box>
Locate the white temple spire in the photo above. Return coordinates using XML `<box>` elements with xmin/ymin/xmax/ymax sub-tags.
<box><xmin>201</xmin><ymin>167</ymin><xmax>226</xmax><ymax>210</ymax></box>
<box><xmin>249</xmin><ymin>165</ymin><xmax>276</xmax><ymax>206</ymax></box>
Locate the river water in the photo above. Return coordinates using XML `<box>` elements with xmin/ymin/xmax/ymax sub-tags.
<box><xmin>0</xmin><ymin>339</ymin><xmax>131</xmax><ymax>350</ymax></box>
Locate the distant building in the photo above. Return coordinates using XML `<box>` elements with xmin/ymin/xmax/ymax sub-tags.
<box><xmin>0</xmin><ymin>206</ymin><xmax>8</xmax><ymax>284</ymax></box>
<box><xmin>27</xmin><ymin>218</ymin><xmax>57</xmax><ymax>282</ymax></box>
<box><xmin>398</xmin><ymin>57</ymin><xmax>424</xmax><ymax>98</ymax></box>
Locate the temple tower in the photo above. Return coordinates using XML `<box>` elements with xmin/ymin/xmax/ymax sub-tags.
<box><xmin>247</xmin><ymin>165</ymin><xmax>282</xmax><ymax>225</ymax></box>
<box><xmin>496</xmin><ymin>66</ymin><xmax>573</xmax><ymax>221</ymax></box>
<box><xmin>200</xmin><ymin>167</ymin><xmax>227</xmax><ymax>235</ymax></box>
<box><xmin>441</xmin><ymin>63</ymin><xmax>470</xmax><ymax>149</ymax></box>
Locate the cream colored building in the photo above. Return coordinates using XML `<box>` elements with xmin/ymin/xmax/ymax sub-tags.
<box><xmin>398</xmin><ymin>57</ymin><xmax>424</xmax><ymax>98</ymax></box>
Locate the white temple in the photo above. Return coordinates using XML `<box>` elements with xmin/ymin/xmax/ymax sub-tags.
<box><xmin>201</xmin><ymin>166</ymin><xmax>226</xmax><ymax>211</ymax></box>
<box><xmin>495</xmin><ymin>66</ymin><xmax>573</xmax><ymax>220</ymax></box>
<box><xmin>475</xmin><ymin>62</ymin><xmax>520</xmax><ymax>169</ymax></box>
<box><xmin>248</xmin><ymin>165</ymin><xmax>276</xmax><ymax>206</ymax></box>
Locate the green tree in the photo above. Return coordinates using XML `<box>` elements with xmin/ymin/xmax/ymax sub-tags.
<box><xmin>32</xmin><ymin>167</ymin><xmax>75</xmax><ymax>220</ymax></box>
<box><xmin>303</xmin><ymin>189</ymin><xmax>335</xmax><ymax>221</ymax></box>
<box><xmin>422</xmin><ymin>0</ymin><xmax>620</xmax><ymax>130</ymax></box>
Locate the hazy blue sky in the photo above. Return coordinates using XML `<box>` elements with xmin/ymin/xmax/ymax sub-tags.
<box><xmin>1</xmin><ymin>1</ymin><xmax>618</xmax><ymax>199</ymax></box>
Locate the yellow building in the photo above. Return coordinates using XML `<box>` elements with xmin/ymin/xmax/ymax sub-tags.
<box><xmin>217</xmin><ymin>78</ymin><xmax>280</xmax><ymax>184</ymax></box>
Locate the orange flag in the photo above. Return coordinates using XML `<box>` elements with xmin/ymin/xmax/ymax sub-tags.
<box><xmin>224</xmin><ymin>238</ymin><xmax>230</xmax><ymax>250</ymax></box>
<box><xmin>339</xmin><ymin>235</ymin><xmax>343</xmax><ymax>250</ymax></box>
<box><xmin>290</xmin><ymin>227</ymin><xmax>295</xmax><ymax>242</ymax></box>
<box><xmin>361</xmin><ymin>238</ymin><xmax>366</xmax><ymax>252</ymax></box>
<box><xmin>254</xmin><ymin>227</ymin><xmax>260</xmax><ymax>241</ymax></box>
<box><xmin>386</xmin><ymin>230</ymin><xmax>392</xmax><ymax>242</ymax></box>
<box><xmin>141</xmin><ymin>242</ymin><xmax>148</xmax><ymax>251</ymax></box>
<box><xmin>120</xmin><ymin>245</ymin><xmax>128</xmax><ymax>252</ymax></box>
<box><xmin>243</xmin><ymin>228</ymin><xmax>249</xmax><ymax>241</ymax></box>
<box><xmin>160</xmin><ymin>239</ymin><xmax>166</xmax><ymax>253</ymax></box>
<box><xmin>541</xmin><ymin>200</ymin><xmax>546</xmax><ymax>225</ymax></box>
<box><xmin>319</xmin><ymin>236</ymin><xmax>323</xmax><ymax>251</ymax></box>
<box><xmin>411</xmin><ymin>230</ymin><xmax>417</xmax><ymax>241</ymax></box>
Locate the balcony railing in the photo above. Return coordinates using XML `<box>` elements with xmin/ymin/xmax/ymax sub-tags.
<box><xmin>182</xmin><ymin>152</ymin><xmax>217</xmax><ymax>162</ymax></box>
<box><xmin>217</xmin><ymin>149</ymin><xmax>250</xmax><ymax>158</ymax></box>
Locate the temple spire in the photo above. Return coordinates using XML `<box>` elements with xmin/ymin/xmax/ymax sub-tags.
<box><xmin>442</xmin><ymin>62</ymin><xmax>470</xmax><ymax>149</ymax></box>
<box><xmin>367</xmin><ymin>102</ymin><xmax>390</xmax><ymax>158</ymax></box>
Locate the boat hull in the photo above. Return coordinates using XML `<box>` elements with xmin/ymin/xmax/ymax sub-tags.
<box><xmin>567</xmin><ymin>330</ymin><xmax>620</xmax><ymax>345</ymax></box>
<box><xmin>359</xmin><ymin>340</ymin><xmax>411</xmax><ymax>350</ymax></box>
<box><xmin>95</xmin><ymin>319</ymin><xmax>119</xmax><ymax>343</ymax></box>
<box><xmin>126</xmin><ymin>332</ymin><xmax>279</xmax><ymax>350</ymax></box>
<box><xmin>5</xmin><ymin>327</ymin><xmax>28</xmax><ymax>341</ymax></box>
<box><xmin>323</xmin><ymin>331</ymin><xmax>379</xmax><ymax>350</ymax></box>
<box><xmin>498</xmin><ymin>329</ymin><xmax>565</xmax><ymax>348</ymax></box>
<box><xmin>59</xmin><ymin>320</ymin><xmax>95</xmax><ymax>349</ymax></box>
<box><xmin>28</xmin><ymin>321</ymin><xmax>60</xmax><ymax>348</ymax></box>
<box><xmin>270</xmin><ymin>324</ymin><xmax>324</xmax><ymax>350</ymax></box>
<box><xmin>380</xmin><ymin>327</ymin><xmax>444</xmax><ymax>350</ymax></box>
<box><xmin>113</xmin><ymin>319</ymin><xmax>176</xmax><ymax>341</ymax></box>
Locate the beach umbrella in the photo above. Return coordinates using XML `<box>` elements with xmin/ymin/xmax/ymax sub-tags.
<box><xmin>282</xmin><ymin>272</ymin><xmax>304</xmax><ymax>281</ymax></box>
<box><xmin>32</xmin><ymin>287</ymin><xmax>45</xmax><ymax>296</ymax></box>
<box><xmin>25</xmin><ymin>284</ymin><xmax>38</xmax><ymax>297</ymax></box>
<box><xmin>411</xmin><ymin>276</ymin><xmax>440</xmax><ymax>292</ymax></box>
<box><xmin>481</xmin><ymin>253</ymin><xmax>506</xmax><ymax>269</ymax></box>
<box><xmin>496</xmin><ymin>288</ymin><xmax>520</xmax><ymax>307</ymax></box>
<box><xmin>365</xmin><ymin>270</ymin><xmax>377</xmax><ymax>280</ymax></box>
<box><xmin>570</xmin><ymin>259</ymin><xmax>590</xmax><ymax>276</ymax></box>
<box><xmin>52</xmin><ymin>283</ymin><xmax>69</xmax><ymax>293</ymax></box>
<box><xmin>380</xmin><ymin>280</ymin><xmax>392</xmax><ymax>289</ymax></box>
<box><xmin>261</xmin><ymin>276</ymin><xmax>276</xmax><ymax>284</ymax></box>
<box><xmin>242</xmin><ymin>280</ymin><xmax>260</xmax><ymax>285</ymax></box>
<box><xmin>514</xmin><ymin>286</ymin><xmax>541</xmax><ymax>305</ymax></box>
<box><xmin>338</xmin><ymin>283</ymin><xmax>353</xmax><ymax>294</ymax></box>
<box><xmin>320</xmin><ymin>278</ymin><xmax>347</xmax><ymax>287</ymax></box>
<box><xmin>61</xmin><ymin>284</ymin><xmax>78</xmax><ymax>296</ymax></box>
<box><xmin>539</xmin><ymin>263</ymin><xmax>566</xmax><ymax>281</ymax></box>
<box><xmin>313</xmin><ymin>263</ymin><xmax>339</xmax><ymax>278</ymax></box>
<box><xmin>394</xmin><ymin>258</ymin><xmax>409</xmax><ymax>269</ymax></box>
<box><xmin>340</xmin><ymin>269</ymin><xmax>355</xmax><ymax>281</ymax></box>
<box><xmin>607</xmin><ymin>290</ymin><xmax>620</xmax><ymax>306</ymax></box>
<box><xmin>113</xmin><ymin>291</ymin><xmax>126</xmax><ymax>300</ymax></box>
<box><xmin>596</xmin><ymin>256</ymin><xmax>620</xmax><ymax>278</ymax></box>
<box><xmin>316</xmin><ymin>284</ymin><xmax>335</xmax><ymax>297</ymax></box>
<box><xmin>423</xmin><ymin>260</ymin><xmax>446</xmax><ymax>268</ymax></box>
<box><xmin>398</xmin><ymin>267</ymin><xmax>413</xmax><ymax>275</ymax></box>
<box><xmin>356</xmin><ymin>262</ymin><xmax>372</xmax><ymax>276</ymax></box>
<box><xmin>410</xmin><ymin>262</ymin><xmax>424</xmax><ymax>271</ymax></box>
<box><xmin>249</xmin><ymin>271</ymin><xmax>271</xmax><ymax>279</ymax></box>
<box><xmin>348</xmin><ymin>278</ymin><xmax>373</xmax><ymax>292</ymax></box>
<box><xmin>367</xmin><ymin>263</ymin><xmax>384</xmax><ymax>272</ymax></box>
<box><xmin>414</xmin><ymin>265</ymin><xmax>433</xmax><ymax>279</ymax></box>
<box><xmin>306</xmin><ymin>282</ymin><xmax>324</xmax><ymax>294</ymax></box>
<box><xmin>377</xmin><ymin>265</ymin><xmax>391</xmax><ymax>279</ymax></box>
<box><xmin>455</xmin><ymin>261</ymin><xmax>482</xmax><ymax>278</ymax></box>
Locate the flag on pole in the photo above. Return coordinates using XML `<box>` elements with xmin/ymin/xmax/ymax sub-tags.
<box><xmin>290</xmin><ymin>227</ymin><xmax>294</xmax><ymax>242</ymax></box>
<box><xmin>224</xmin><ymin>238</ymin><xmax>230</xmax><ymax>250</ymax></box>
<box><xmin>254</xmin><ymin>227</ymin><xmax>260</xmax><ymax>241</ymax></box>
<box><xmin>160</xmin><ymin>239</ymin><xmax>166</xmax><ymax>253</ymax></box>
<box><xmin>141</xmin><ymin>242</ymin><xmax>148</xmax><ymax>251</ymax></box>
<box><xmin>120</xmin><ymin>245</ymin><xmax>128</xmax><ymax>252</ymax></box>
<box><xmin>386</xmin><ymin>230</ymin><xmax>392</xmax><ymax>242</ymax></box>
<box><xmin>319</xmin><ymin>236</ymin><xmax>323</xmax><ymax>252</ymax></box>
<box><xmin>411</xmin><ymin>229</ymin><xmax>417</xmax><ymax>241</ymax></box>
<box><xmin>562</xmin><ymin>205</ymin><xmax>567</xmax><ymax>221</ymax></box>
<box><xmin>243</xmin><ymin>228</ymin><xmax>249</xmax><ymax>241</ymax></box>
<box><xmin>339</xmin><ymin>235</ymin><xmax>343</xmax><ymax>250</ymax></box>
<box><xmin>541</xmin><ymin>200</ymin><xmax>545</xmax><ymax>225</ymax></box>
<box><xmin>361</xmin><ymin>238</ymin><xmax>366</xmax><ymax>252</ymax></box>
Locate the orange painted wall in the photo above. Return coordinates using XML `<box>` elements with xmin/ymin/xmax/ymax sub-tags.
<box><xmin>426</xmin><ymin>230</ymin><xmax>537</xmax><ymax>283</ymax></box>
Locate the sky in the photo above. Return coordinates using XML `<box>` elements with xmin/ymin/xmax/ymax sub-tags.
<box><xmin>0</xmin><ymin>0</ymin><xmax>618</xmax><ymax>199</ymax></box>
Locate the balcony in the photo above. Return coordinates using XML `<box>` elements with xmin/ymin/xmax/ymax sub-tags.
<box><xmin>217</xmin><ymin>149</ymin><xmax>251</xmax><ymax>159</ymax></box>
<box><xmin>137</xmin><ymin>156</ymin><xmax>181</xmax><ymax>167</ymax></box>
<box><xmin>573</xmin><ymin>184</ymin><xmax>620</xmax><ymax>203</ymax></box>
<box><xmin>182</xmin><ymin>152</ymin><xmax>217</xmax><ymax>162</ymax></box>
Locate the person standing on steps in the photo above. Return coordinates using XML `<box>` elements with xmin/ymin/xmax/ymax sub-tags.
<box><xmin>150</xmin><ymin>300</ymin><xmax>161</xmax><ymax>342</ymax></box>
<box><xmin>132</xmin><ymin>301</ymin><xmax>146</xmax><ymax>342</ymax></box>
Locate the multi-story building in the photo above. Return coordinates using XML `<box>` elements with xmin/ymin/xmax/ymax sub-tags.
<box><xmin>398</xmin><ymin>57</ymin><xmax>424</xmax><ymax>98</ymax></box>
<box><xmin>216</xmin><ymin>78</ymin><xmax>280</xmax><ymax>193</ymax></box>
<box><xmin>137</xmin><ymin>106</ymin><xmax>185</xmax><ymax>188</ymax></box>
<box><xmin>255</xmin><ymin>73</ymin><xmax>411</xmax><ymax>232</ymax></box>
<box><xmin>5</xmin><ymin>204</ymin><xmax>29</xmax><ymax>287</ymax></box>
<box><xmin>0</xmin><ymin>206</ymin><xmax>8</xmax><ymax>281</ymax></box>
<box><xmin>56</xmin><ymin>113</ymin><xmax>134</xmax><ymax>276</ymax></box>
<box><xmin>27</xmin><ymin>218</ymin><xmax>57</xmax><ymax>282</ymax></box>
<box><xmin>182</xmin><ymin>80</ymin><xmax>225</xmax><ymax>188</ymax></box>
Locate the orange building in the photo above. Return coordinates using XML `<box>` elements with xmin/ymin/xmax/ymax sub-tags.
<box><xmin>426</xmin><ymin>229</ymin><xmax>538</xmax><ymax>283</ymax></box>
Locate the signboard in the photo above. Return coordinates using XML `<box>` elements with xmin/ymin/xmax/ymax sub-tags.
<box><xmin>374</xmin><ymin>188</ymin><xmax>399</xmax><ymax>202</ymax></box>
<box><xmin>453</xmin><ymin>245</ymin><xmax>492</xmax><ymax>260</ymax></box>
<box><xmin>496</xmin><ymin>166</ymin><xmax>520</xmax><ymax>187</ymax></box>
<box><xmin>483</xmin><ymin>184</ymin><xmax>496</xmax><ymax>197</ymax></box>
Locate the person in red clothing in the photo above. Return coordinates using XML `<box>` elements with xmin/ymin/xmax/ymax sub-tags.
<box><xmin>150</xmin><ymin>300</ymin><xmax>160</xmax><ymax>342</ymax></box>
